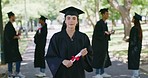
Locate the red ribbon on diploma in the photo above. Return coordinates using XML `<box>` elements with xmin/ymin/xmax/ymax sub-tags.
<box><xmin>38</xmin><ymin>28</ymin><xmax>42</xmax><ymax>30</ymax></box>
<box><xmin>71</xmin><ymin>56</ymin><xmax>80</xmax><ymax>61</ymax></box>
<box><xmin>38</xmin><ymin>27</ymin><xmax>42</xmax><ymax>33</ymax></box>
<box><xmin>70</xmin><ymin>52</ymin><xmax>82</xmax><ymax>63</ymax></box>
<box><xmin>17</xmin><ymin>33</ymin><xmax>21</xmax><ymax>36</ymax></box>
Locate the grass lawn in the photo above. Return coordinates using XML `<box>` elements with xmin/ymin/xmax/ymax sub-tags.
<box><xmin>19</xmin><ymin>38</ymin><xmax>28</xmax><ymax>54</ymax></box>
<box><xmin>18</xmin><ymin>32</ymin><xmax>35</xmax><ymax>54</ymax></box>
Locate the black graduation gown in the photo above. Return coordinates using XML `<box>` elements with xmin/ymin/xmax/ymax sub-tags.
<box><xmin>4</xmin><ymin>21</ymin><xmax>22</xmax><ymax>63</ymax></box>
<box><xmin>92</xmin><ymin>19</ymin><xmax>111</xmax><ymax>68</ymax></box>
<box><xmin>46</xmin><ymin>30</ymin><xmax>93</xmax><ymax>78</ymax></box>
<box><xmin>34</xmin><ymin>24</ymin><xmax>47</xmax><ymax>68</ymax></box>
<box><xmin>128</xmin><ymin>26</ymin><xmax>142</xmax><ymax>70</ymax></box>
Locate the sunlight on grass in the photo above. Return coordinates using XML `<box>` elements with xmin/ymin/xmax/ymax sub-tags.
<box><xmin>18</xmin><ymin>32</ymin><xmax>35</xmax><ymax>54</ymax></box>
<box><xmin>19</xmin><ymin>38</ymin><xmax>28</xmax><ymax>54</ymax></box>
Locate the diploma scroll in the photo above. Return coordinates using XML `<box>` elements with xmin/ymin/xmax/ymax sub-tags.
<box><xmin>70</xmin><ymin>52</ymin><xmax>82</xmax><ymax>63</ymax></box>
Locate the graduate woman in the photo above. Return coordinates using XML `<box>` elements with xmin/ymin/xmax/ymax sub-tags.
<box><xmin>34</xmin><ymin>16</ymin><xmax>48</xmax><ymax>77</ymax></box>
<box><xmin>128</xmin><ymin>13</ymin><xmax>143</xmax><ymax>78</ymax></box>
<box><xmin>46</xmin><ymin>6</ymin><xmax>93</xmax><ymax>78</ymax></box>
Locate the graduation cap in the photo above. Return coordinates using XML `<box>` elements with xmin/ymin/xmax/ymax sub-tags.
<box><xmin>99</xmin><ymin>8</ymin><xmax>108</xmax><ymax>14</ymax></box>
<box><xmin>7</xmin><ymin>11</ymin><xmax>15</xmax><ymax>18</ymax></box>
<box><xmin>60</xmin><ymin>6</ymin><xmax>84</xmax><ymax>16</ymax></box>
<box><xmin>39</xmin><ymin>15</ymin><xmax>47</xmax><ymax>21</ymax></box>
<box><xmin>134</xmin><ymin>13</ymin><xmax>142</xmax><ymax>21</ymax></box>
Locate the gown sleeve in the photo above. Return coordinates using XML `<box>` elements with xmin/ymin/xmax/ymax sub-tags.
<box><xmin>34</xmin><ymin>26</ymin><xmax>47</xmax><ymax>45</ymax></box>
<box><xmin>4</xmin><ymin>24</ymin><xmax>16</xmax><ymax>43</ymax></box>
<box><xmin>93</xmin><ymin>22</ymin><xmax>105</xmax><ymax>41</ymax></box>
<box><xmin>45</xmin><ymin>34</ymin><xmax>64</xmax><ymax>77</ymax></box>
<box><xmin>34</xmin><ymin>31</ymin><xmax>38</xmax><ymax>44</ymax></box>
<box><xmin>130</xmin><ymin>28</ymin><xmax>139</xmax><ymax>52</ymax></box>
<box><xmin>81</xmin><ymin>34</ymin><xmax>93</xmax><ymax>72</ymax></box>
<box><xmin>39</xmin><ymin>26</ymin><xmax>48</xmax><ymax>46</ymax></box>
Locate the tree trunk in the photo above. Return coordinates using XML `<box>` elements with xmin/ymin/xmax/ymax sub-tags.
<box><xmin>84</xmin><ymin>7</ymin><xmax>95</xmax><ymax>28</ymax></box>
<box><xmin>145</xmin><ymin>12</ymin><xmax>148</xmax><ymax>24</ymax></box>
<box><xmin>95</xmin><ymin>0</ymin><xmax>100</xmax><ymax>21</ymax></box>
<box><xmin>78</xmin><ymin>0</ymin><xmax>100</xmax><ymax>29</ymax></box>
<box><xmin>112</xmin><ymin>19</ymin><xmax>116</xmax><ymax>27</ymax></box>
<box><xmin>108</xmin><ymin>0</ymin><xmax>132</xmax><ymax>40</ymax></box>
<box><xmin>24</xmin><ymin>0</ymin><xmax>28</xmax><ymax>38</ymax></box>
<box><xmin>0</xmin><ymin>0</ymin><xmax>5</xmax><ymax>64</ymax></box>
<box><xmin>120</xmin><ymin>10</ymin><xmax>131</xmax><ymax>40</ymax></box>
<box><xmin>30</xmin><ymin>18</ymin><xmax>33</xmax><ymax>32</ymax></box>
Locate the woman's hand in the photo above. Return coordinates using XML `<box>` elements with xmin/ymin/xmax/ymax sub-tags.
<box><xmin>110</xmin><ymin>30</ymin><xmax>115</xmax><ymax>34</ymax></box>
<box><xmin>105</xmin><ymin>31</ymin><xmax>110</xmax><ymax>35</ymax></box>
<box><xmin>62</xmin><ymin>60</ymin><xmax>73</xmax><ymax>68</ymax></box>
<box><xmin>81</xmin><ymin>48</ymin><xmax>88</xmax><ymax>57</ymax></box>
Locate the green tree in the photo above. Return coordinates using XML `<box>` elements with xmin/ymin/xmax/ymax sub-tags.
<box><xmin>78</xmin><ymin>0</ymin><xmax>120</xmax><ymax>28</ymax></box>
<box><xmin>81</xmin><ymin>0</ymin><xmax>100</xmax><ymax>28</ymax></box>
<box><xmin>132</xmin><ymin>0</ymin><xmax>148</xmax><ymax>23</ymax></box>
<box><xmin>108</xmin><ymin>0</ymin><xmax>132</xmax><ymax>40</ymax></box>
<box><xmin>102</xmin><ymin>0</ymin><xmax>120</xmax><ymax>27</ymax></box>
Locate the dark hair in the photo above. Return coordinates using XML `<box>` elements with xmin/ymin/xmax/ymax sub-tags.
<box><xmin>61</xmin><ymin>17</ymin><xmax>79</xmax><ymax>31</ymax></box>
<box><xmin>101</xmin><ymin>11</ymin><xmax>108</xmax><ymax>15</ymax></box>
<box><xmin>39</xmin><ymin>18</ymin><xmax>46</xmax><ymax>22</ymax></box>
<box><xmin>134</xmin><ymin>17</ymin><xmax>143</xmax><ymax>42</ymax></box>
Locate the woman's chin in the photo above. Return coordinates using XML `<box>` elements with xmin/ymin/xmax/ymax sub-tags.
<box><xmin>67</xmin><ymin>26</ymin><xmax>75</xmax><ymax>30</ymax></box>
<box><xmin>68</xmin><ymin>25</ymin><xmax>75</xmax><ymax>27</ymax></box>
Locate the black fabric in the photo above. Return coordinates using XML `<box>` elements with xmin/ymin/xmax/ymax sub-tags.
<box><xmin>46</xmin><ymin>30</ymin><xmax>93</xmax><ymax>78</ymax></box>
<box><xmin>39</xmin><ymin>15</ymin><xmax>47</xmax><ymax>21</ymax></box>
<box><xmin>34</xmin><ymin>23</ymin><xmax>48</xmax><ymax>68</ymax></box>
<box><xmin>99</xmin><ymin>8</ymin><xmax>108</xmax><ymax>14</ymax></box>
<box><xmin>7</xmin><ymin>12</ymin><xmax>15</xmax><ymax>18</ymax></box>
<box><xmin>60</xmin><ymin>6</ymin><xmax>84</xmax><ymax>31</ymax></box>
<box><xmin>92</xmin><ymin>19</ymin><xmax>111</xmax><ymax>68</ymax></box>
<box><xmin>60</xmin><ymin>6</ymin><xmax>84</xmax><ymax>16</ymax></box>
<box><xmin>134</xmin><ymin>13</ymin><xmax>142</xmax><ymax>21</ymax></box>
<box><xmin>4</xmin><ymin>21</ymin><xmax>22</xmax><ymax>63</ymax></box>
<box><xmin>128</xmin><ymin>26</ymin><xmax>142</xmax><ymax>70</ymax></box>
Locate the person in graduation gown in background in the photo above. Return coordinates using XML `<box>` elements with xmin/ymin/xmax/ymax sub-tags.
<box><xmin>34</xmin><ymin>16</ymin><xmax>48</xmax><ymax>77</ymax></box>
<box><xmin>46</xmin><ymin>6</ymin><xmax>93</xmax><ymax>78</ymax></box>
<box><xmin>127</xmin><ymin>13</ymin><xmax>143</xmax><ymax>78</ymax></box>
<box><xmin>92</xmin><ymin>8</ymin><xmax>114</xmax><ymax>78</ymax></box>
<box><xmin>4</xmin><ymin>12</ymin><xmax>25</xmax><ymax>78</ymax></box>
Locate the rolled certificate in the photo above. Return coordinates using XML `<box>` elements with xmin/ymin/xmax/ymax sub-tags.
<box><xmin>38</xmin><ymin>27</ymin><xmax>42</xmax><ymax>33</ymax></box>
<box><xmin>70</xmin><ymin>52</ymin><xmax>82</xmax><ymax>63</ymax></box>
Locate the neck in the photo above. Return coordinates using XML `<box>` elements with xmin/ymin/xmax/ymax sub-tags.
<box><xmin>66</xmin><ymin>28</ymin><xmax>75</xmax><ymax>33</ymax></box>
<box><xmin>41</xmin><ymin>23</ymin><xmax>45</xmax><ymax>26</ymax></box>
<box><xmin>9</xmin><ymin>19</ymin><xmax>13</xmax><ymax>23</ymax></box>
<box><xmin>102</xmin><ymin>17</ymin><xmax>106</xmax><ymax>21</ymax></box>
<box><xmin>66</xmin><ymin>28</ymin><xmax>75</xmax><ymax>38</ymax></box>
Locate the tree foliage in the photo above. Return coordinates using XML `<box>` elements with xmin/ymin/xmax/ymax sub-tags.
<box><xmin>1</xmin><ymin>0</ymin><xmax>148</xmax><ymax>26</ymax></box>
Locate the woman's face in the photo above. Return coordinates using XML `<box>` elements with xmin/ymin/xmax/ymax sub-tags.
<box><xmin>65</xmin><ymin>15</ymin><xmax>78</xmax><ymax>30</ymax></box>
<box><xmin>39</xmin><ymin>19</ymin><xmax>44</xmax><ymax>25</ymax></box>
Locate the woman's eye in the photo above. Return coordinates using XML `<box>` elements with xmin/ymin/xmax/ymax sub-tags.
<box><xmin>67</xmin><ymin>17</ymin><xmax>70</xmax><ymax>20</ymax></box>
<box><xmin>73</xmin><ymin>17</ymin><xmax>76</xmax><ymax>20</ymax></box>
